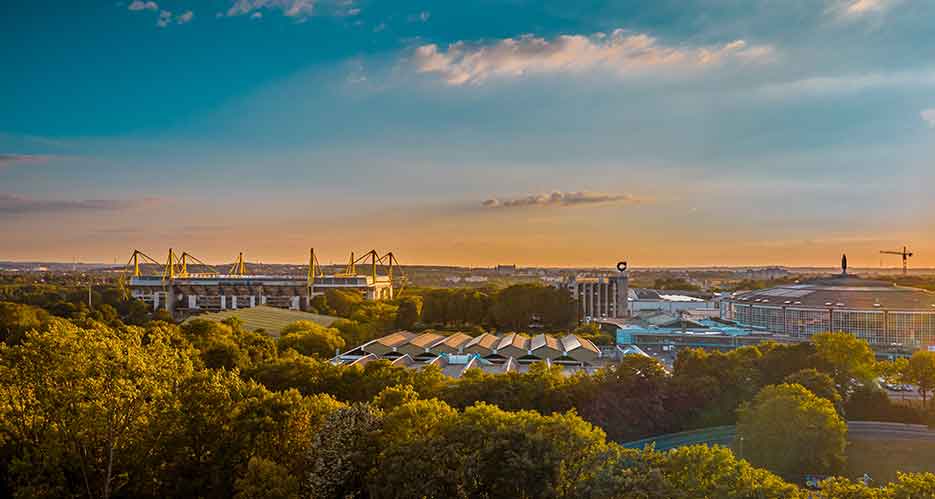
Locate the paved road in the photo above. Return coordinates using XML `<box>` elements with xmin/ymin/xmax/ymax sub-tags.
<box><xmin>847</xmin><ymin>421</ymin><xmax>935</xmax><ymax>442</ymax></box>
<box><xmin>622</xmin><ymin>421</ymin><xmax>935</xmax><ymax>451</ymax></box>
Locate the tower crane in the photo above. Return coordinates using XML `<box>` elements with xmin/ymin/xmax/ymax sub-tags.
<box><xmin>880</xmin><ymin>247</ymin><xmax>914</xmax><ymax>276</ymax></box>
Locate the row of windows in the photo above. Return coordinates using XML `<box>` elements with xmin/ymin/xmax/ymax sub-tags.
<box><xmin>576</xmin><ymin>283</ymin><xmax>619</xmax><ymax>318</ymax></box>
<box><xmin>727</xmin><ymin>303</ymin><xmax>935</xmax><ymax>347</ymax></box>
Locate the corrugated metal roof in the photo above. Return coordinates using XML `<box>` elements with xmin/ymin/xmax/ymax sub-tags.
<box><xmin>466</xmin><ymin>332</ymin><xmax>499</xmax><ymax>350</ymax></box>
<box><xmin>376</xmin><ymin>331</ymin><xmax>417</xmax><ymax>348</ymax></box>
<box><xmin>408</xmin><ymin>332</ymin><xmax>445</xmax><ymax>348</ymax></box>
<box><xmin>496</xmin><ymin>332</ymin><xmax>517</xmax><ymax>351</ymax></box>
<box><xmin>438</xmin><ymin>332</ymin><xmax>472</xmax><ymax>350</ymax></box>
<box><xmin>560</xmin><ymin>334</ymin><xmax>581</xmax><ymax>353</ymax></box>
<box><xmin>530</xmin><ymin>333</ymin><xmax>561</xmax><ymax>352</ymax></box>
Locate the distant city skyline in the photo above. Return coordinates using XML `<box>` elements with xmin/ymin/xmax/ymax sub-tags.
<box><xmin>2</xmin><ymin>1</ymin><xmax>934</xmax><ymax>267</ymax></box>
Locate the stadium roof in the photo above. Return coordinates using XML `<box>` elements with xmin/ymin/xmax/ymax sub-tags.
<box><xmin>734</xmin><ymin>275</ymin><xmax>935</xmax><ymax>310</ymax></box>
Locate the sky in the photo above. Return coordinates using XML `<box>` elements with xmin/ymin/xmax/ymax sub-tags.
<box><xmin>2</xmin><ymin>0</ymin><xmax>935</xmax><ymax>268</ymax></box>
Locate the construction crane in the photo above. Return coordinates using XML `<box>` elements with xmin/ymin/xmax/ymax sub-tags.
<box><xmin>880</xmin><ymin>246</ymin><xmax>914</xmax><ymax>276</ymax></box>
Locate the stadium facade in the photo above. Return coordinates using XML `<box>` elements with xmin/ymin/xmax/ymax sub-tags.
<box><xmin>720</xmin><ymin>274</ymin><xmax>935</xmax><ymax>349</ymax></box>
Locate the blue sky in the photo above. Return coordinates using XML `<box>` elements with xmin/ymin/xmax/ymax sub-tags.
<box><xmin>2</xmin><ymin>0</ymin><xmax>934</xmax><ymax>267</ymax></box>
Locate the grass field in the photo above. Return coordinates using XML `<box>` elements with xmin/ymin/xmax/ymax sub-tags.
<box><xmin>845</xmin><ymin>439</ymin><xmax>935</xmax><ymax>484</ymax></box>
<box><xmin>183</xmin><ymin>305</ymin><xmax>339</xmax><ymax>336</ymax></box>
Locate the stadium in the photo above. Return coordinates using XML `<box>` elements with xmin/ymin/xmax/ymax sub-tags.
<box><xmin>720</xmin><ymin>273</ymin><xmax>935</xmax><ymax>351</ymax></box>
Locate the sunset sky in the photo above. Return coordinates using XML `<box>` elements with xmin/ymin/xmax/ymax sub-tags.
<box><xmin>2</xmin><ymin>0</ymin><xmax>935</xmax><ymax>267</ymax></box>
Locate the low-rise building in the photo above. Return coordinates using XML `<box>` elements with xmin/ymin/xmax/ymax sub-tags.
<box><xmin>333</xmin><ymin>331</ymin><xmax>605</xmax><ymax>377</ymax></box>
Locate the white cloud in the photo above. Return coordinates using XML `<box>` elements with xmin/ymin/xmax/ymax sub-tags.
<box><xmin>830</xmin><ymin>0</ymin><xmax>901</xmax><ymax>18</ymax></box>
<box><xmin>482</xmin><ymin>191</ymin><xmax>643</xmax><ymax>209</ymax></box>
<box><xmin>154</xmin><ymin>9</ymin><xmax>192</xmax><ymax>28</ymax></box>
<box><xmin>156</xmin><ymin>10</ymin><xmax>172</xmax><ymax>27</ymax></box>
<box><xmin>413</xmin><ymin>29</ymin><xmax>774</xmax><ymax>85</ymax></box>
<box><xmin>224</xmin><ymin>0</ymin><xmax>317</xmax><ymax>19</ymax></box>
<box><xmin>922</xmin><ymin>109</ymin><xmax>935</xmax><ymax>128</ymax></box>
<box><xmin>128</xmin><ymin>1</ymin><xmax>158</xmax><ymax>11</ymax></box>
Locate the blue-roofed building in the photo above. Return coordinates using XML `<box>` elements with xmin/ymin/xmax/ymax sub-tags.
<box><xmin>599</xmin><ymin>313</ymin><xmax>801</xmax><ymax>352</ymax></box>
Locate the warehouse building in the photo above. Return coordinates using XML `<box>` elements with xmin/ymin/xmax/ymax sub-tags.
<box><xmin>333</xmin><ymin>331</ymin><xmax>605</xmax><ymax>377</ymax></box>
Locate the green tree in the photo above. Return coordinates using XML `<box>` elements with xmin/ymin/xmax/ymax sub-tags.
<box><xmin>577</xmin><ymin>354</ymin><xmax>679</xmax><ymax>441</ymax></box>
<box><xmin>0</xmin><ymin>321</ymin><xmax>194</xmax><ymax>499</ymax></box>
<box><xmin>305</xmin><ymin>403</ymin><xmax>383</xmax><ymax>499</ymax></box>
<box><xmin>324</xmin><ymin>289</ymin><xmax>364</xmax><ymax>318</ymax></box>
<box><xmin>817</xmin><ymin>476</ymin><xmax>882</xmax><ymax>499</ymax></box>
<box><xmin>181</xmin><ymin>319</ymin><xmax>275</xmax><ymax>370</ymax></box>
<box><xmin>813</xmin><ymin>331</ymin><xmax>877</xmax><ymax>395</ymax></box>
<box><xmin>372</xmin><ymin>384</ymin><xmax>421</xmax><ymax>413</ymax></box>
<box><xmin>737</xmin><ymin>383</ymin><xmax>847</xmax><ymax>480</ymax></box>
<box><xmin>277</xmin><ymin>321</ymin><xmax>345</xmax><ymax>358</ymax></box>
<box><xmin>490</xmin><ymin>284</ymin><xmax>575</xmax><ymax>330</ymax></box>
<box><xmin>141</xmin><ymin>369</ymin><xmax>343</xmax><ymax>498</ymax></box>
<box><xmin>309</xmin><ymin>294</ymin><xmax>334</xmax><ymax>315</ymax></box>
<box><xmin>885</xmin><ymin>472</ymin><xmax>935</xmax><ymax>498</ymax></box>
<box><xmin>673</xmin><ymin>346</ymin><xmax>762</xmax><ymax>427</ymax></box>
<box><xmin>785</xmin><ymin>368</ymin><xmax>843</xmax><ymax>411</ymax></box>
<box><xmin>394</xmin><ymin>296</ymin><xmax>422</xmax><ymax>330</ymax></box>
<box><xmin>659</xmin><ymin>445</ymin><xmax>803</xmax><ymax>499</ymax></box>
<box><xmin>234</xmin><ymin>457</ymin><xmax>300</xmax><ymax>499</ymax></box>
<box><xmin>904</xmin><ymin>350</ymin><xmax>935</xmax><ymax>408</ymax></box>
<box><xmin>0</xmin><ymin>301</ymin><xmax>50</xmax><ymax>345</ymax></box>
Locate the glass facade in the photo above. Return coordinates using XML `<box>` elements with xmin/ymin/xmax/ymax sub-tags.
<box><xmin>886</xmin><ymin>312</ymin><xmax>935</xmax><ymax>348</ymax></box>
<box><xmin>725</xmin><ymin>301</ymin><xmax>935</xmax><ymax>347</ymax></box>
<box><xmin>832</xmin><ymin>310</ymin><xmax>885</xmax><ymax>344</ymax></box>
<box><xmin>784</xmin><ymin>308</ymin><xmax>831</xmax><ymax>338</ymax></box>
<box><xmin>732</xmin><ymin>303</ymin><xmax>752</xmax><ymax>325</ymax></box>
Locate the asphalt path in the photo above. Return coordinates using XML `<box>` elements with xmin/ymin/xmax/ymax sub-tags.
<box><xmin>623</xmin><ymin>421</ymin><xmax>935</xmax><ymax>451</ymax></box>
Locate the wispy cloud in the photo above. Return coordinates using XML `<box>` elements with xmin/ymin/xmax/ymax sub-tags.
<box><xmin>831</xmin><ymin>0</ymin><xmax>901</xmax><ymax>18</ymax></box>
<box><xmin>0</xmin><ymin>194</ymin><xmax>161</xmax><ymax>215</ymax></box>
<box><xmin>156</xmin><ymin>10</ymin><xmax>192</xmax><ymax>27</ymax></box>
<box><xmin>481</xmin><ymin>191</ymin><xmax>643</xmax><ymax>209</ymax></box>
<box><xmin>125</xmin><ymin>1</ymin><xmax>192</xmax><ymax>28</ymax></box>
<box><xmin>223</xmin><ymin>0</ymin><xmax>318</xmax><ymax>19</ymax></box>
<box><xmin>413</xmin><ymin>29</ymin><xmax>774</xmax><ymax>85</ymax></box>
<box><xmin>0</xmin><ymin>154</ymin><xmax>54</xmax><ymax>168</ymax></box>
<box><xmin>157</xmin><ymin>10</ymin><xmax>172</xmax><ymax>27</ymax></box>
<box><xmin>922</xmin><ymin>109</ymin><xmax>935</xmax><ymax>128</ymax></box>
<box><xmin>408</xmin><ymin>11</ymin><xmax>430</xmax><ymax>23</ymax></box>
<box><xmin>128</xmin><ymin>1</ymin><xmax>158</xmax><ymax>11</ymax></box>
<box><xmin>177</xmin><ymin>10</ymin><xmax>194</xmax><ymax>24</ymax></box>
